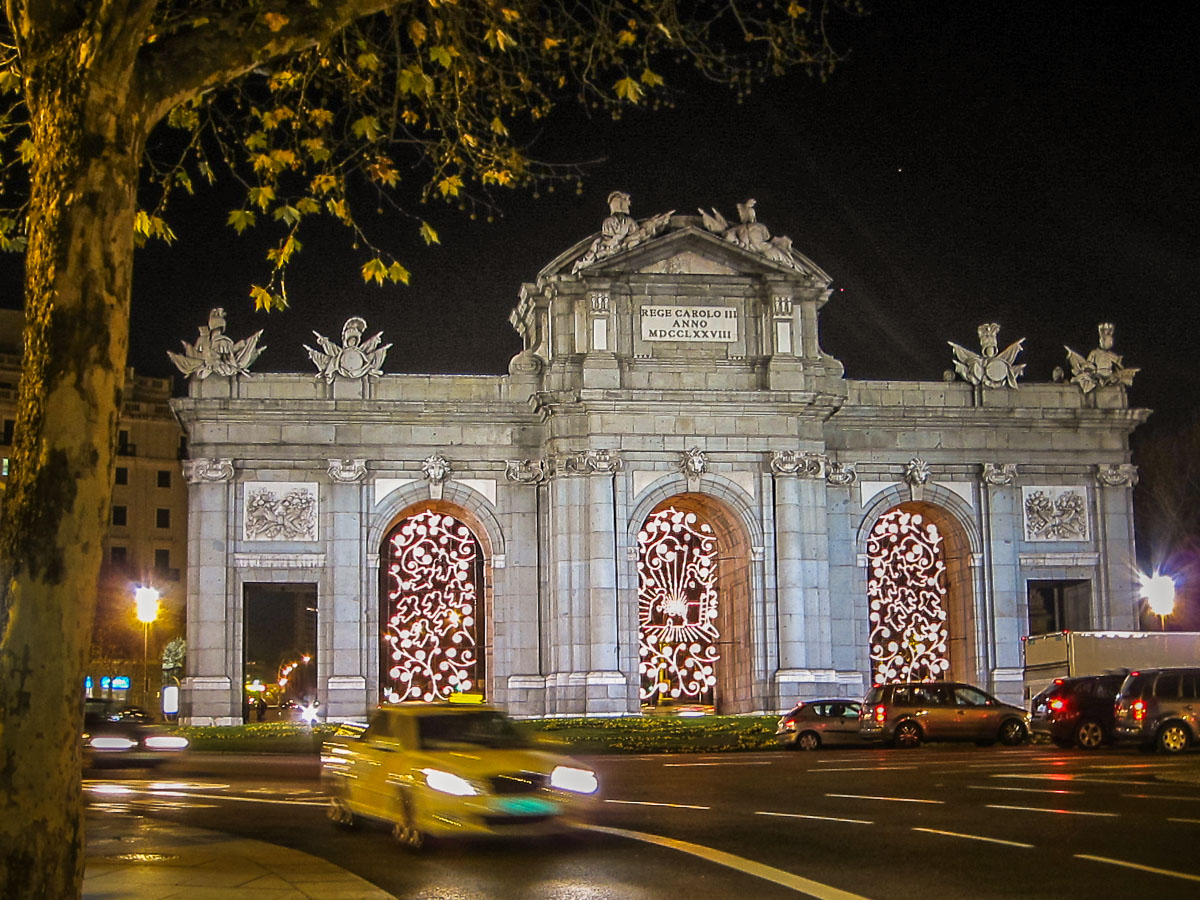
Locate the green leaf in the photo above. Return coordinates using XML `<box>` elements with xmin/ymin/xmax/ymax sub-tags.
<box><xmin>387</xmin><ymin>262</ymin><xmax>411</xmax><ymax>285</ymax></box>
<box><xmin>419</xmin><ymin>221</ymin><xmax>439</xmax><ymax>245</ymax></box>
<box><xmin>250</xmin><ymin>284</ymin><xmax>275</xmax><ymax>311</ymax></box>
<box><xmin>640</xmin><ymin>68</ymin><xmax>665</xmax><ymax>87</ymax></box>
<box><xmin>436</xmin><ymin>174</ymin><xmax>463</xmax><ymax>198</ymax></box>
<box><xmin>430</xmin><ymin>45</ymin><xmax>454</xmax><ymax>69</ymax></box>
<box><xmin>248</xmin><ymin>186</ymin><xmax>275</xmax><ymax>210</ymax></box>
<box><xmin>273</xmin><ymin>204</ymin><xmax>301</xmax><ymax>225</ymax></box>
<box><xmin>351</xmin><ymin>115</ymin><xmax>382</xmax><ymax>141</ymax></box>
<box><xmin>614</xmin><ymin>77</ymin><xmax>644</xmax><ymax>103</ymax></box>
<box><xmin>356</xmin><ymin>52</ymin><xmax>380</xmax><ymax>71</ymax></box>
<box><xmin>226</xmin><ymin>209</ymin><xmax>257</xmax><ymax>234</ymax></box>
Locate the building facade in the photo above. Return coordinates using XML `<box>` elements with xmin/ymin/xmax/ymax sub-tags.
<box><xmin>170</xmin><ymin>197</ymin><xmax>1147</xmax><ymax>725</ymax></box>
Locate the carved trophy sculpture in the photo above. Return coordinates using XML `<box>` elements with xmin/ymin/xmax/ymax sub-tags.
<box><xmin>305</xmin><ymin>316</ymin><xmax>391</xmax><ymax>382</ymax></box>
<box><xmin>168</xmin><ymin>307</ymin><xmax>265</xmax><ymax>379</ymax></box>
<box><xmin>1065</xmin><ymin>323</ymin><xmax>1138</xmax><ymax>394</ymax></box>
<box><xmin>572</xmin><ymin>191</ymin><xmax>674</xmax><ymax>272</ymax></box>
<box><xmin>697</xmin><ymin>199</ymin><xmax>809</xmax><ymax>272</ymax></box>
<box><xmin>948</xmin><ymin>323</ymin><xmax>1026</xmax><ymax>388</ymax></box>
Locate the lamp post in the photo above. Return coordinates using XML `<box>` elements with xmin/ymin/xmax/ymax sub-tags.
<box><xmin>1139</xmin><ymin>572</ymin><xmax>1176</xmax><ymax>632</ymax></box>
<box><xmin>134</xmin><ymin>586</ymin><xmax>160</xmax><ymax>710</ymax></box>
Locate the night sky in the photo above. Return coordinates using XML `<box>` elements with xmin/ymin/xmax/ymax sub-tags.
<box><xmin>3</xmin><ymin>3</ymin><xmax>1197</xmax><ymax>428</ymax></box>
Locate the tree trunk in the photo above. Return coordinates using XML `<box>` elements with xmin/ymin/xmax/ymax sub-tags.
<box><xmin>0</xmin><ymin>26</ymin><xmax>146</xmax><ymax>897</ymax></box>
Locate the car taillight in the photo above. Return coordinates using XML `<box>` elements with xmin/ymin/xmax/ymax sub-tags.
<box><xmin>873</xmin><ymin>704</ymin><xmax>887</xmax><ymax>725</ymax></box>
<box><xmin>1048</xmin><ymin>698</ymin><xmax>1067</xmax><ymax>713</ymax></box>
<box><xmin>1132</xmin><ymin>700</ymin><xmax>1146</xmax><ymax>722</ymax></box>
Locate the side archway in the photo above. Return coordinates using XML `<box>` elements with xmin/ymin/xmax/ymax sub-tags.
<box><xmin>859</xmin><ymin>492</ymin><xmax>978</xmax><ymax>686</ymax></box>
<box><xmin>377</xmin><ymin>500</ymin><xmax>495</xmax><ymax>703</ymax></box>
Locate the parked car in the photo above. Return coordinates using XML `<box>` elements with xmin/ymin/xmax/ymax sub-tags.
<box><xmin>858</xmin><ymin>681</ymin><xmax>1029</xmax><ymax>748</ymax></box>
<box><xmin>83</xmin><ymin>698</ymin><xmax>189</xmax><ymax>767</ymax></box>
<box><xmin>1030</xmin><ymin>673</ymin><xmax>1125</xmax><ymax>749</ymax></box>
<box><xmin>321</xmin><ymin>703</ymin><xmax>600</xmax><ymax>848</ymax></box>
<box><xmin>777</xmin><ymin>699</ymin><xmax>866</xmax><ymax>750</ymax></box>
<box><xmin>1113</xmin><ymin>667</ymin><xmax>1200</xmax><ymax>753</ymax></box>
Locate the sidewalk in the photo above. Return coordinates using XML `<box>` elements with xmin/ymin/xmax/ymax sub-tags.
<box><xmin>85</xmin><ymin>812</ymin><xmax>395</xmax><ymax>899</ymax></box>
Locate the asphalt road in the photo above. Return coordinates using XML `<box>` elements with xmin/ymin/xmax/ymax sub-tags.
<box><xmin>85</xmin><ymin>745</ymin><xmax>1200</xmax><ymax>898</ymax></box>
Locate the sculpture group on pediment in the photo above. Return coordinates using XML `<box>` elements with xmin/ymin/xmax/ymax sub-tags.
<box><xmin>1066</xmin><ymin>323</ymin><xmax>1139</xmax><ymax>394</ymax></box>
<box><xmin>698</xmin><ymin>199</ymin><xmax>809</xmax><ymax>272</ymax></box>
<box><xmin>305</xmin><ymin>317</ymin><xmax>391</xmax><ymax>382</ymax></box>
<box><xmin>168</xmin><ymin>308</ymin><xmax>265</xmax><ymax>379</ymax></box>
<box><xmin>572</xmin><ymin>191</ymin><xmax>673</xmax><ymax>273</ymax></box>
<box><xmin>948</xmin><ymin>323</ymin><xmax>1026</xmax><ymax>389</ymax></box>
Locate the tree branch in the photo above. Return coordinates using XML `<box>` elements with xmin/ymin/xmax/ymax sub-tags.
<box><xmin>136</xmin><ymin>0</ymin><xmax>406</xmax><ymax>128</ymax></box>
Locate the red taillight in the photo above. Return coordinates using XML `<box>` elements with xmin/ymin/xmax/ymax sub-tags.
<box><xmin>1048</xmin><ymin>698</ymin><xmax>1067</xmax><ymax>713</ymax></box>
<box><xmin>874</xmin><ymin>704</ymin><xmax>887</xmax><ymax>725</ymax></box>
<box><xmin>1132</xmin><ymin>699</ymin><xmax>1146</xmax><ymax>722</ymax></box>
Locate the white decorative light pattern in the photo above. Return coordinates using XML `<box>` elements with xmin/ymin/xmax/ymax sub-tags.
<box><xmin>637</xmin><ymin>508</ymin><xmax>720</xmax><ymax>707</ymax></box>
<box><xmin>382</xmin><ymin>511</ymin><xmax>481</xmax><ymax>702</ymax></box>
<box><xmin>867</xmin><ymin>508</ymin><xmax>951</xmax><ymax>684</ymax></box>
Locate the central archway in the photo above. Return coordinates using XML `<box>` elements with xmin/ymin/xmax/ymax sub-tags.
<box><xmin>636</xmin><ymin>493</ymin><xmax>752</xmax><ymax>713</ymax></box>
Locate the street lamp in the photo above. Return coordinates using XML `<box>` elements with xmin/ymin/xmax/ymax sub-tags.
<box><xmin>1139</xmin><ymin>572</ymin><xmax>1176</xmax><ymax>631</ymax></box>
<box><xmin>134</xmin><ymin>586</ymin><xmax>160</xmax><ymax>710</ymax></box>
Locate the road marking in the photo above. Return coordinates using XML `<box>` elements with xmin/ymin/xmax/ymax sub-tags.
<box><xmin>85</xmin><ymin>784</ymin><xmax>327</xmax><ymax>808</ymax></box>
<box><xmin>1122</xmin><ymin>793</ymin><xmax>1200</xmax><ymax>802</ymax></box>
<box><xmin>604</xmin><ymin>799</ymin><xmax>711</xmax><ymax>810</ymax></box>
<box><xmin>806</xmin><ymin>766</ymin><xmax>920</xmax><ymax>773</ymax></box>
<box><xmin>968</xmin><ymin>785</ymin><xmax>1081</xmax><ymax>795</ymax></box>
<box><xmin>664</xmin><ymin>762</ymin><xmax>773</xmax><ymax>767</ymax></box>
<box><xmin>912</xmin><ymin>827</ymin><xmax>1034</xmax><ymax>849</ymax></box>
<box><xmin>991</xmin><ymin>774</ymin><xmax>1156</xmax><ymax>786</ymax></box>
<box><xmin>581</xmin><ymin>824</ymin><xmax>870</xmax><ymax>900</ymax></box>
<box><xmin>827</xmin><ymin>793</ymin><xmax>943</xmax><ymax>804</ymax></box>
<box><xmin>986</xmin><ymin>804</ymin><xmax>1118</xmax><ymax>817</ymax></box>
<box><xmin>1076</xmin><ymin>854</ymin><xmax>1200</xmax><ymax>883</ymax></box>
<box><xmin>1168</xmin><ymin>817</ymin><xmax>1200</xmax><ymax>824</ymax></box>
<box><xmin>756</xmin><ymin>811</ymin><xmax>873</xmax><ymax>825</ymax></box>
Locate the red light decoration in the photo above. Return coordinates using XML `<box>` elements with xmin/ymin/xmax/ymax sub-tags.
<box><xmin>867</xmin><ymin>508</ymin><xmax>951</xmax><ymax>684</ymax></box>
<box><xmin>637</xmin><ymin>507</ymin><xmax>720</xmax><ymax>707</ymax></box>
<box><xmin>381</xmin><ymin>511</ymin><xmax>481</xmax><ymax>703</ymax></box>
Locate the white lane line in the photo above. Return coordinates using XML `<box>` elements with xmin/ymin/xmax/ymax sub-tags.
<box><xmin>756</xmin><ymin>811</ymin><xmax>873</xmax><ymax>825</ymax></box>
<box><xmin>581</xmin><ymin>823</ymin><xmax>870</xmax><ymax>900</ymax></box>
<box><xmin>604</xmin><ymin>799</ymin><xmax>711</xmax><ymax>810</ymax></box>
<box><xmin>86</xmin><ymin>785</ymin><xmax>327</xmax><ymax>808</ymax></box>
<box><xmin>827</xmin><ymin>793</ymin><xmax>943</xmax><ymax>804</ymax></box>
<box><xmin>1122</xmin><ymin>793</ymin><xmax>1200</xmax><ymax>802</ymax></box>
<box><xmin>968</xmin><ymin>785</ymin><xmax>1081</xmax><ymax>795</ymax></box>
<box><xmin>991</xmin><ymin>774</ymin><xmax>1156</xmax><ymax>786</ymax></box>
<box><xmin>1076</xmin><ymin>854</ymin><xmax>1200</xmax><ymax>883</ymax></box>
<box><xmin>664</xmin><ymin>762</ymin><xmax>774</xmax><ymax>767</ymax></box>
<box><xmin>986</xmin><ymin>804</ymin><xmax>1118</xmax><ymax>817</ymax></box>
<box><xmin>912</xmin><ymin>827</ymin><xmax>1034</xmax><ymax>849</ymax></box>
<box><xmin>807</xmin><ymin>766</ymin><xmax>920</xmax><ymax>773</ymax></box>
<box><xmin>1168</xmin><ymin>817</ymin><xmax>1200</xmax><ymax>824</ymax></box>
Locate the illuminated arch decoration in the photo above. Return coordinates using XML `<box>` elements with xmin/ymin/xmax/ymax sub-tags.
<box><xmin>381</xmin><ymin>510</ymin><xmax>483</xmax><ymax>702</ymax></box>
<box><xmin>867</xmin><ymin>507</ymin><xmax>951</xmax><ymax>684</ymax></box>
<box><xmin>637</xmin><ymin>507</ymin><xmax>720</xmax><ymax>707</ymax></box>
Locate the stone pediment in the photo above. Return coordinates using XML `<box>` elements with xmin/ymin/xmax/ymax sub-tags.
<box><xmin>537</xmin><ymin>194</ymin><xmax>832</xmax><ymax>287</ymax></box>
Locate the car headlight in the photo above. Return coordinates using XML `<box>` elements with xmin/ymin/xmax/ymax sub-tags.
<box><xmin>422</xmin><ymin>768</ymin><xmax>478</xmax><ymax>796</ymax></box>
<box><xmin>90</xmin><ymin>736</ymin><xmax>137</xmax><ymax>751</ymax></box>
<box><xmin>550</xmin><ymin>765</ymin><xmax>598</xmax><ymax>794</ymax></box>
<box><xmin>144</xmin><ymin>735</ymin><xmax>190</xmax><ymax>751</ymax></box>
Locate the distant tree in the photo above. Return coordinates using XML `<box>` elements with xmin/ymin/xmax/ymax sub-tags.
<box><xmin>0</xmin><ymin>1</ymin><xmax>855</xmax><ymax>892</ymax></box>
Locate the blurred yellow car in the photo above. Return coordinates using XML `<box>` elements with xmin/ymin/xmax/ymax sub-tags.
<box><xmin>321</xmin><ymin>703</ymin><xmax>599</xmax><ymax>848</ymax></box>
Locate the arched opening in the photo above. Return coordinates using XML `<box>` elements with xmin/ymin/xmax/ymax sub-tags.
<box><xmin>866</xmin><ymin>502</ymin><xmax>975</xmax><ymax>685</ymax></box>
<box><xmin>379</xmin><ymin>504</ymin><xmax>491</xmax><ymax>703</ymax></box>
<box><xmin>637</xmin><ymin>493</ymin><xmax>752</xmax><ymax>714</ymax></box>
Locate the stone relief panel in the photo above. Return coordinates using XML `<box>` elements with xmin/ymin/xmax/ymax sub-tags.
<box><xmin>183</xmin><ymin>458</ymin><xmax>235</xmax><ymax>484</ymax></box>
<box><xmin>1022</xmin><ymin>486</ymin><xmax>1089</xmax><ymax>542</ymax></box>
<box><xmin>243</xmin><ymin>482</ymin><xmax>318</xmax><ymax>541</ymax></box>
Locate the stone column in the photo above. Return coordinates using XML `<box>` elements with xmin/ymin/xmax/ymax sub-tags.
<box><xmin>770</xmin><ymin>451</ymin><xmax>836</xmax><ymax>704</ymax></box>
<box><xmin>181</xmin><ymin>458</ymin><xmax>238</xmax><ymax>725</ymax></box>
<box><xmin>325</xmin><ymin>459</ymin><xmax>370</xmax><ymax>720</ymax></box>
<box><xmin>980</xmin><ymin>464</ymin><xmax>1022</xmax><ymax>699</ymax></box>
<box><xmin>1095</xmin><ymin>464</ymin><xmax>1139</xmax><ymax>629</ymax></box>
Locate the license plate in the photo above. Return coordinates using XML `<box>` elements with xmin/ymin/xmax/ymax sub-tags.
<box><xmin>495</xmin><ymin>796</ymin><xmax>558</xmax><ymax>816</ymax></box>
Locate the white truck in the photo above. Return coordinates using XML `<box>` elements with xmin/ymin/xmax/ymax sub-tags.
<box><xmin>1022</xmin><ymin>630</ymin><xmax>1200</xmax><ymax>702</ymax></box>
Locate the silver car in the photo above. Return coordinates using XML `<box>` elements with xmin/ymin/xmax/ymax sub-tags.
<box><xmin>777</xmin><ymin>699</ymin><xmax>866</xmax><ymax>750</ymax></box>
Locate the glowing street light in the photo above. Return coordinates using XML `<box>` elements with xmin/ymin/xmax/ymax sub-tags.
<box><xmin>134</xmin><ymin>586</ymin><xmax>160</xmax><ymax>709</ymax></box>
<box><xmin>1139</xmin><ymin>572</ymin><xmax>1176</xmax><ymax>631</ymax></box>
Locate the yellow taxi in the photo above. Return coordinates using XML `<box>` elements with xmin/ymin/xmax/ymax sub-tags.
<box><xmin>321</xmin><ymin>702</ymin><xmax>599</xmax><ymax>848</ymax></box>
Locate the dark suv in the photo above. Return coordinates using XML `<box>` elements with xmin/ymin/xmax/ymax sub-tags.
<box><xmin>1029</xmin><ymin>673</ymin><xmax>1125</xmax><ymax>750</ymax></box>
<box><xmin>858</xmin><ymin>681</ymin><xmax>1028</xmax><ymax>748</ymax></box>
<box><xmin>1113</xmin><ymin>668</ymin><xmax>1200</xmax><ymax>753</ymax></box>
